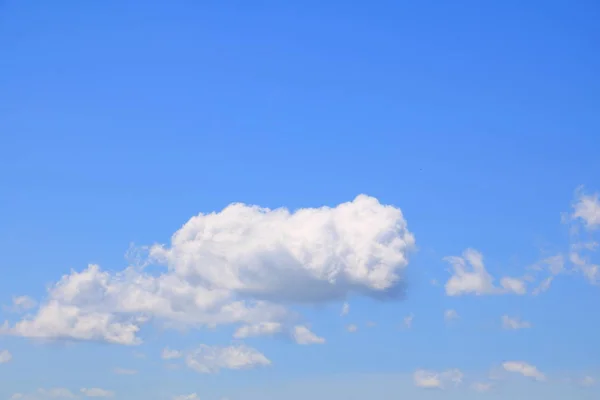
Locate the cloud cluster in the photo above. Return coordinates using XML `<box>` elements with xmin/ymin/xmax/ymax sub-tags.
<box><xmin>1</xmin><ymin>195</ymin><xmax>415</xmax><ymax>346</ymax></box>
<box><xmin>413</xmin><ymin>368</ymin><xmax>463</xmax><ymax>389</ymax></box>
<box><xmin>184</xmin><ymin>344</ymin><xmax>271</xmax><ymax>373</ymax></box>
<box><xmin>444</xmin><ymin>249</ymin><xmax>527</xmax><ymax>296</ymax></box>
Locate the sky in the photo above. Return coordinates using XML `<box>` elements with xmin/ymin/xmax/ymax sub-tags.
<box><xmin>1</xmin><ymin>0</ymin><xmax>600</xmax><ymax>399</ymax></box>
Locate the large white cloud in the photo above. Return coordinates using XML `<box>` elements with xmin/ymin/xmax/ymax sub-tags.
<box><xmin>1</xmin><ymin>195</ymin><xmax>414</xmax><ymax>346</ymax></box>
<box><xmin>444</xmin><ymin>249</ymin><xmax>527</xmax><ymax>296</ymax></box>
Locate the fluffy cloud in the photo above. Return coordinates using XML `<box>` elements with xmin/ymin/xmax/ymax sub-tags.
<box><xmin>2</xmin><ymin>195</ymin><xmax>414</xmax><ymax>346</ymax></box>
<box><xmin>502</xmin><ymin>361</ymin><xmax>545</xmax><ymax>381</ymax></box>
<box><xmin>444</xmin><ymin>249</ymin><xmax>527</xmax><ymax>296</ymax></box>
<box><xmin>291</xmin><ymin>325</ymin><xmax>325</xmax><ymax>344</ymax></box>
<box><xmin>501</xmin><ymin>315</ymin><xmax>531</xmax><ymax>330</ymax></box>
<box><xmin>444</xmin><ymin>309</ymin><xmax>459</xmax><ymax>322</ymax></box>
<box><xmin>185</xmin><ymin>344</ymin><xmax>271</xmax><ymax>373</ymax></box>
<box><xmin>0</xmin><ymin>349</ymin><xmax>12</xmax><ymax>363</ymax></box>
<box><xmin>571</xmin><ymin>190</ymin><xmax>600</xmax><ymax>230</ymax></box>
<box><xmin>413</xmin><ymin>369</ymin><xmax>463</xmax><ymax>389</ymax></box>
<box><xmin>345</xmin><ymin>324</ymin><xmax>358</xmax><ymax>333</ymax></box>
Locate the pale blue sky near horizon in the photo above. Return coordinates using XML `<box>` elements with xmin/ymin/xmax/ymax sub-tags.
<box><xmin>1</xmin><ymin>1</ymin><xmax>600</xmax><ymax>399</ymax></box>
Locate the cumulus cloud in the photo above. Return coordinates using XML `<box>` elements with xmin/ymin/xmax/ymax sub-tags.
<box><xmin>501</xmin><ymin>315</ymin><xmax>531</xmax><ymax>330</ymax></box>
<box><xmin>444</xmin><ymin>309</ymin><xmax>459</xmax><ymax>322</ymax></box>
<box><xmin>345</xmin><ymin>324</ymin><xmax>358</xmax><ymax>333</ymax></box>
<box><xmin>185</xmin><ymin>344</ymin><xmax>270</xmax><ymax>373</ymax></box>
<box><xmin>502</xmin><ymin>361</ymin><xmax>545</xmax><ymax>381</ymax></box>
<box><xmin>444</xmin><ymin>249</ymin><xmax>527</xmax><ymax>296</ymax></box>
<box><xmin>0</xmin><ymin>349</ymin><xmax>12</xmax><ymax>363</ymax></box>
<box><xmin>291</xmin><ymin>325</ymin><xmax>325</xmax><ymax>345</ymax></box>
<box><xmin>413</xmin><ymin>369</ymin><xmax>463</xmax><ymax>389</ymax></box>
<box><xmin>2</xmin><ymin>195</ymin><xmax>414</xmax><ymax>346</ymax></box>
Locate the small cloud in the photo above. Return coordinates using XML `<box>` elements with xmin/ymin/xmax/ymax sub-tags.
<box><xmin>233</xmin><ymin>322</ymin><xmax>282</xmax><ymax>339</ymax></box>
<box><xmin>37</xmin><ymin>388</ymin><xmax>77</xmax><ymax>398</ymax></box>
<box><xmin>185</xmin><ymin>344</ymin><xmax>271</xmax><ymax>374</ymax></box>
<box><xmin>502</xmin><ymin>361</ymin><xmax>545</xmax><ymax>381</ymax></box>
<box><xmin>501</xmin><ymin>316</ymin><xmax>531</xmax><ymax>330</ymax></box>
<box><xmin>80</xmin><ymin>388</ymin><xmax>114</xmax><ymax>398</ymax></box>
<box><xmin>366</xmin><ymin>321</ymin><xmax>376</xmax><ymax>328</ymax></box>
<box><xmin>0</xmin><ymin>349</ymin><xmax>12</xmax><ymax>364</ymax></box>
<box><xmin>341</xmin><ymin>302</ymin><xmax>349</xmax><ymax>316</ymax></box>
<box><xmin>403</xmin><ymin>314</ymin><xmax>414</xmax><ymax>329</ymax></box>
<box><xmin>173</xmin><ymin>394</ymin><xmax>199</xmax><ymax>400</ymax></box>
<box><xmin>571</xmin><ymin>189</ymin><xmax>600</xmax><ymax>230</ymax></box>
<box><xmin>6</xmin><ymin>296</ymin><xmax>37</xmax><ymax>313</ymax></box>
<box><xmin>444</xmin><ymin>309</ymin><xmax>459</xmax><ymax>322</ymax></box>
<box><xmin>413</xmin><ymin>369</ymin><xmax>463</xmax><ymax>389</ymax></box>
<box><xmin>471</xmin><ymin>382</ymin><xmax>493</xmax><ymax>392</ymax></box>
<box><xmin>292</xmin><ymin>325</ymin><xmax>325</xmax><ymax>345</ymax></box>
<box><xmin>345</xmin><ymin>324</ymin><xmax>358</xmax><ymax>333</ymax></box>
<box><xmin>161</xmin><ymin>348</ymin><xmax>183</xmax><ymax>360</ymax></box>
<box><xmin>581</xmin><ymin>376</ymin><xmax>596</xmax><ymax>387</ymax></box>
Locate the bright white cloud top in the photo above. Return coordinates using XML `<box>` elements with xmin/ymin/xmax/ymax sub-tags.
<box><xmin>1</xmin><ymin>195</ymin><xmax>415</xmax><ymax>348</ymax></box>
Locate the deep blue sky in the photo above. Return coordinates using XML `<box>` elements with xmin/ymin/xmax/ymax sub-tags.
<box><xmin>1</xmin><ymin>1</ymin><xmax>599</xmax><ymax>399</ymax></box>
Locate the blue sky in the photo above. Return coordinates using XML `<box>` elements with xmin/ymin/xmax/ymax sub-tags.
<box><xmin>1</xmin><ymin>0</ymin><xmax>599</xmax><ymax>399</ymax></box>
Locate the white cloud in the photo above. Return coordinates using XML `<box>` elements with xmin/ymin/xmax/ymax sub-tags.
<box><xmin>444</xmin><ymin>249</ymin><xmax>527</xmax><ymax>296</ymax></box>
<box><xmin>80</xmin><ymin>388</ymin><xmax>114</xmax><ymax>398</ymax></box>
<box><xmin>233</xmin><ymin>322</ymin><xmax>283</xmax><ymax>339</ymax></box>
<box><xmin>185</xmin><ymin>344</ymin><xmax>271</xmax><ymax>373</ymax></box>
<box><xmin>502</xmin><ymin>361</ymin><xmax>545</xmax><ymax>381</ymax></box>
<box><xmin>113</xmin><ymin>367</ymin><xmax>137</xmax><ymax>375</ymax></box>
<box><xmin>345</xmin><ymin>324</ymin><xmax>358</xmax><ymax>333</ymax></box>
<box><xmin>291</xmin><ymin>325</ymin><xmax>325</xmax><ymax>345</ymax></box>
<box><xmin>413</xmin><ymin>369</ymin><xmax>463</xmax><ymax>389</ymax></box>
<box><xmin>0</xmin><ymin>349</ymin><xmax>12</xmax><ymax>363</ymax></box>
<box><xmin>7</xmin><ymin>296</ymin><xmax>37</xmax><ymax>313</ymax></box>
<box><xmin>3</xmin><ymin>196</ymin><xmax>414</xmax><ymax>346</ymax></box>
<box><xmin>444</xmin><ymin>309</ymin><xmax>458</xmax><ymax>322</ymax></box>
<box><xmin>10</xmin><ymin>394</ymin><xmax>24</xmax><ymax>400</ymax></box>
<box><xmin>471</xmin><ymin>382</ymin><xmax>492</xmax><ymax>392</ymax></box>
<box><xmin>162</xmin><ymin>347</ymin><xmax>183</xmax><ymax>360</ymax></box>
<box><xmin>403</xmin><ymin>314</ymin><xmax>414</xmax><ymax>329</ymax></box>
<box><xmin>571</xmin><ymin>190</ymin><xmax>600</xmax><ymax>230</ymax></box>
<box><xmin>340</xmin><ymin>302</ymin><xmax>349</xmax><ymax>316</ymax></box>
<box><xmin>501</xmin><ymin>315</ymin><xmax>531</xmax><ymax>330</ymax></box>
<box><xmin>173</xmin><ymin>394</ymin><xmax>199</xmax><ymax>400</ymax></box>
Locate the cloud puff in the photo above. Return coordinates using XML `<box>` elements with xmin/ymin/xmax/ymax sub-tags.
<box><xmin>571</xmin><ymin>190</ymin><xmax>600</xmax><ymax>230</ymax></box>
<box><xmin>345</xmin><ymin>324</ymin><xmax>358</xmax><ymax>333</ymax></box>
<box><xmin>501</xmin><ymin>315</ymin><xmax>531</xmax><ymax>330</ymax></box>
<box><xmin>6</xmin><ymin>296</ymin><xmax>37</xmax><ymax>313</ymax></box>
<box><xmin>444</xmin><ymin>309</ymin><xmax>459</xmax><ymax>322</ymax></box>
<box><xmin>233</xmin><ymin>322</ymin><xmax>283</xmax><ymax>339</ymax></box>
<box><xmin>403</xmin><ymin>314</ymin><xmax>414</xmax><ymax>329</ymax></box>
<box><xmin>185</xmin><ymin>344</ymin><xmax>271</xmax><ymax>373</ymax></box>
<box><xmin>2</xmin><ymin>195</ymin><xmax>414</xmax><ymax>346</ymax></box>
<box><xmin>413</xmin><ymin>369</ymin><xmax>463</xmax><ymax>389</ymax></box>
<box><xmin>161</xmin><ymin>348</ymin><xmax>183</xmax><ymax>360</ymax></box>
<box><xmin>340</xmin><ymin>302</ymin><xmax>349</xmax><ymax>316</ymax></box>
<box><xmin>0</xmin><ymin>349</ymin><xmax>12</xmax><ymax>363</ymax></box>
<box><xmin>291</xmin><ymin>325</ymin><xmax>325</xmax><ymax>344</ymax></box>
<box><xmin>502</xmin><ymin>361</ymin><xmax>545</xmax><ymax>381</ymax></box>
<box><xmin>444</xmin><ymin>249</ymin><xmax>527</xmax><ymax>296</ymax></box>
